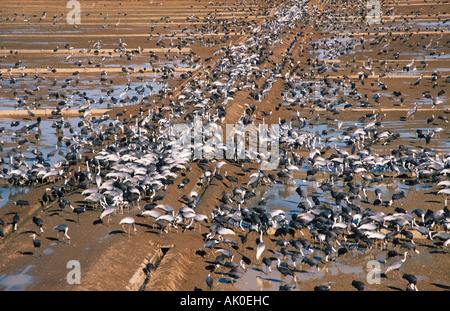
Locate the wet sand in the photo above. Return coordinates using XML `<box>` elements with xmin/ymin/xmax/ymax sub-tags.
<box><xmin>0</xmin><ymin>0</ymin><xmax>449</xmax><ymax>292</ymax></box>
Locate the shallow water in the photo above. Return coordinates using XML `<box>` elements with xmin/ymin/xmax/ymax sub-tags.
<box><xmin>0</xmin><ymin>186</ymin><xmax>30</xmax><ymax>209</ymax></box>
<box><xmin>0</xmin><ymin>118</ymin><xmax>80</xmax><ymax>209</ymax></box>
<box><xmin>0</xmin><ymin>74</ymin><xmax>166</xmax><ymax>110</ymax></box>
<box><xmin>0</xmin><ymin>265</ymin><xmax>34</xmax><ymax>291</ymax></box>
<box><xmin>212</xmin><ymin>173</ymin><xmax>447</xmax><ymax>291</ymax></box>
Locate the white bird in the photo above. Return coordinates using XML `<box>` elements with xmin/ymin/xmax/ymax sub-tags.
<box><xmin>184</xmin><ymin>213</ymin><xmax>208</xmax><ymax>232</ymax></box>
<box><xmin>358</xmin><ymin>223</ymin><xmax>378</xmax><ymax>231</ymax></box>
<box><xmin>119</xmin><ymin>216</ymin><xmax>137</xmax><ymax>237</ymax></box>
<box><xmin>156</xmin><ymin>214</ymin><xmax>176</xmax><ymax>223</ymax></box>
<box><xmin>190</xmin><ymin>191</ymin><xmax>198</xmax><ymax>199</ymax></box>
<box><xmin>156</xmin><ymin>204</ymin><xmax>175</xmax><ymax>215</ymax></box>
<box><xmin>214</xmin><ymin>161</ymin><xmax>226</xmax><ymax>173</ymax></box>
<box><xmin>141</xmin><ymin>210</ymin><xmax>162</xmax><ymax>219</ymax></box>
<box><xmin>100</xmin><ymin>206</ymin><xmax>116</xmax><ymax>224</ymax></box>
<box><xmin>256</xmin><ymin>231</ymin><xmax>265</xmax><ymax>261</ymax></box>
<box><xmin>365</xmin><ymin>231</ymin><xmax>387</xmax><ymax>248</ymax></box>
<box><xmin>216</xmin><ymin>227</ymin><xmax>235</xmax><ymax>239</ymax></box>
<box><xmin>438</xmin><ymin>189</ymin><xmax>450</xmax><ymax>196</ymax></box>
<box><xmin>95</xmin><ymin>172</ymin><xmax>102</xmax><ymax>188</ymax></box>
<box><xmin>437</xmin><ymin>180</ymin><xmax>450</xmax><ymax>188</ymax></box>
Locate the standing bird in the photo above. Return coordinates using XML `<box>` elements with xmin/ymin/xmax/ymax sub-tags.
<box><xmin>100</xmin><ymin>205</ymin><xmax>116</xmax><ymax>224</ymax></box>
<box><xmin>31</xmin><ymin>233</ymin><xmax>41</xmax><ymax>257</ymax></box>
<box><xmin>42</xmin><ymin>192</ymin><xmax>50</xmax><ymax>207</ymax></box>
<box><xmin>206</xmin><ymin>273</ymin><xmax>214</xmax><ymax>290</ymax></box>
<box><xmin>32</xmin><ymin>216</ymin><xmax>44</xmax><ymax>233</ymax></box>
<box><xmin>262</xmin><ymin>257</ymin><xmax>274</xmax><ymax>274</ymax></box>
<box><xmin>276</xmin><ymin>259</ymin><xmax>295</xmax><ymax>278</ymax></box>
<box><xmin>12</xmin><ymin>213</ymin><xmax>20</xmax><ymax>232</ymax></box>
<box><xmin>119</xmin><ymin>216</ymin><xmax>137</xmax><ymax>237</ymax></box>
<box><xmin>413</xmin><ymin>74</ymin><xmax>423</xmax><ymax>86</ymax></box>
<box><xmin>256</xmin><ymin>230</ymin><xmax>265</xmax><ymax>261</ymax></box>
<box><xmin>200</xmin><ymin>239</ymin><xmax>220</xmax><ymax>256</ymax></box>
<box><xmin>385</xmin><ymin>252</ymin><xmax>408</xmax><ymax>276</ymax></box>
<box><xmin>14</xmin><ymin>200</ymin><xmax>30</xmax><ymax>208</ymax></box>
<box><xmin>302</xmin><ymin>256</ymin><xmax>320</xmax><ymax>272</ymax></box>
<box><xmin>402</xmin><ymin>273</ymin><xmax>418</xmax><ymax>291</ymax></box>
<box><xmin>351</xmin><ymin>280</ymin><xmax>365</xmax><ymax>291</ymax></box>
<box><xmin>152</xmin><ymin>190</ymin><xmax>167</xmax><ymax>203</ymax></box>
<box><xmin>95</xmin><ymin>171</ymin><xmax>102</xmax><ymax>188</ymax></box>
<box><xmin>406</xmin><ymin>103</ymin><xmax>417</xmax><ymax>119</ymax></box>
<box><xmin>71</xmin><ymin>205</ymin><xmax>86</xmax><ymax>222</ymax></box>
<box><xmin>314</xmin><ymin>282</ymin><xmax>332</xmax><ymax>291</ymax></box>
<box><xmin>388</xmin><ymin>191</ymin><xmax>405</xmax><ymax>206</ymax></box>
<box><xmin>54</xmin><ymin>224</ymin><xmax>70</xmax><ymax>243</ymax></box>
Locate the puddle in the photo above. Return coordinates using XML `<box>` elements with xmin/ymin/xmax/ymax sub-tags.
<box><xmin>0</xmin><ymin>186</ymin><xmax>30</xmax><ymax>209</ymax></box>
<box><xmin>366</xmin><ymin>0</ymin><xmax>382</xmax><ymax>25</ymax></box>
<box><xmin>0</xmin><ymin>265</ymin><xmax>34</xmax><ymax>291</ymax></box>
<box><xmin>0</xmin><ymin>74</ymin><xmax>166</xmax><ymax>110</ymax></box>
<box><xmin>211</xmin><ymin>168</ymin><xmax>448</xmax><ymax>291</ymax></box>
<box><xmin>309</xmin><ymin>37</ymin><xmax>372</xmax><ymax>61</ymax></box>
<box><xmin>42</xmin><ymin>248</ymin><xmax>54</xmax><ymax>255</ymax></box>
<box><xmin>214</xmin><ymin>238</ymin><xmax>371</xmax><ymax>291</ymax></box>
<box><xmin>0</xmin><ymin>117</ymin><xmax>83</xmax><ymax>208</ymax></box>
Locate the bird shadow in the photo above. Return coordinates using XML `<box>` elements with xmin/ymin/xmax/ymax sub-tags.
<box><xmin>143</xmin><ymin>229</ymin><xmax>166</xmax><ymax>236</ymax></box>
<box><xmin>93</xmin><ymin>218</ymin><xmax>103</xmax><ymax>225</ymax></box>
<box><xmin>19</xmin><ymin>230</ymin><xmax>38</xmax><ymax>235</ymax></box>
<box><xmin>47</xmin><ymin>210</ymin><xmax>63</xmax><ymax>216</ymax></box>
<box><xmin>4</xmin><ymin>212</ymin><xmax>19</xmax><ymax>216</ymax></box>
<box><xmin>429</xmin><ymin>250</ymin><xmax>448</xmax><ymax>254</ymax></box>
<box><xmin>387</xmin><ymin>286</ymin><xmax>404</xmax><ymax>291</ymax></box>
<box><xmin>424</xmin><ymin>191</ymin><xmax>439</xmax><ymax>195</ymax></box>
<box><xmin>135</xmin><ymin>222</ymin><xmax>151</xmax><ymax>229</ymax></box>
<box><xmin>293</xmin><ymin>268</ymin><xmax>311</xmax><ymax>274</ymax></box>
<box><xmin>45</xmin><ymin>237</ymin><xmax>59</xmax><ymax>242</ymax></box>
<box><xmin>196</xmin><ymin>249</ymin><xmax>207</xmax><ymax>257</ymax></box>
<box><xmin>18</xmin><ymin>251</ymin><xmax>34</xmax><ymax>256</ymax></box>
<box><xmin>430</xmin><ymin>283</ymin><xmax>450</xmax><ymax>290</ymax></box>
<box><xmin>109</xmin><ymin>230</ymin><xmax>126</xmax><ymax>235</ymax></box>
<box><xmin>256</xmin><ymin>275</ymin><xmax>285</xmax><ymax>283</ymax></box>
<box><xmin>421</xmin><ymin>244</ymin><xmax>441</xmax><ymax>249</ymax></box>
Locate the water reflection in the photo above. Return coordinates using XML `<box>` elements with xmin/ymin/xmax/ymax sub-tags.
<box><xmin>212</xmin><ymin>173</ymin><xmax>446</xmax><ymax>291</ymax></box>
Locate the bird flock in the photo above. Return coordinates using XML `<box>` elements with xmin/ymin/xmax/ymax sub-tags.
<box><xmin>0</xmin><ymin>0</ymin><xmax>449</xmax><ymax>291</ymax></box>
